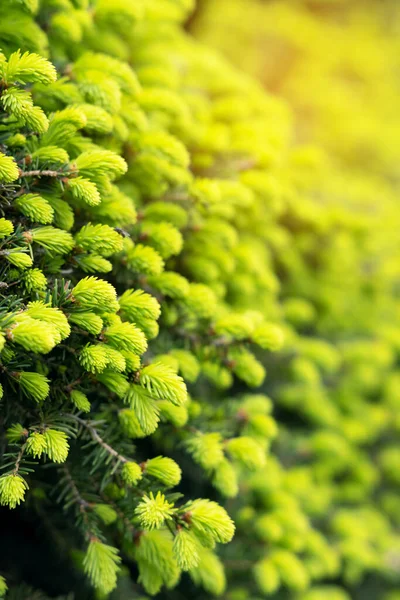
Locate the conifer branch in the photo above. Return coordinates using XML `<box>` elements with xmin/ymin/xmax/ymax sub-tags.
<box><xmin>101</xmin><ymin>493</ymin><xmax>138</xmax><ymax>538</ymax></box>
<box><xmin>67</xmin><ymin>414</ymin><xmax>128</xmax><ymax>464</ymax></box>
<box><xmin>13</xmin><ymin>441</ymin><xmax>27</xmax><ymax>475</ymax></box>
<box><xmin>61</xmin><ymin>463</ymin><xmax>89</xmax><ymax>509</ymax></box>
<box><xmin>18</xmin><ymin>169</ymin><xmax>65</xmax><ymax>178</ymax></box>
<box><xmin>60</xmin><ymin>464</ymin><xmax>94</xmax><ymax>544</ymax></box>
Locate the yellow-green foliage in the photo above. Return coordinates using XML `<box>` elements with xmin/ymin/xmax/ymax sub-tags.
<box><xmin>191</xmin><ymin>0</ymin><xmax>400</xmax><ymax>598</ymax></box>
<box><xmin>0</xmin><ymin>0</ymin><xmax>398</xmax><ymax>599</ymax></box>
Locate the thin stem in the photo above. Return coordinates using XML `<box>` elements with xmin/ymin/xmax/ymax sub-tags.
<box><xmin>61</xmin><ymin>463</ymin><xmax>89</xmax><ymax>509</ymax></box>
<box><xmin>67</xmin><ymin>414</ymin><xmax>128</xmax><ymax>464</ymax></box>
<box><xmin>4</xmin><ymin>279</ymin><xmax>21</xmax><ymax>288</ymax></box>
<box><xmin>64</xmin><ymin>377</ymin><xmax>83</xmax><ymax>392</ymax></box>
<box><xmin>166</xmin><ymin>519</ymin><xmax>177</xmax><ymax>538</ymax></box>
<box><xmin>163</xmin><ymin>190</ymin><xmax>191</xmax><ymax>203</ymax></box>
<box><xmin>13</xmin><ymin>441</ymin><xmax>27</xmax><ymax>475</ymax></box>
<box><xmin>18</xmin><ymin>169</ymin><xmax>66</xmax><ymax>178</ymax></box>
<box><xmin>61</xmin><ymin>464</ymin><xmax>93</xmax><ymax>541</ymax></box>
<box><xmin>58</xmin><ymin>344</ymin><xmax>77</xmax><ymax>354</ymax></box>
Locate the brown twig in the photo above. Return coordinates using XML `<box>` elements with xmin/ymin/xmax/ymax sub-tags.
<box><xmin>67</xmin><ymin>414</ymin><xmax>128</xmax><ymax>464</ymax></box>
<box><xmin>19</xmin><ymin>169</ymin><xmax>64</xmax><ymax>178</ymax></box>
<box><xmin>13</xmin><ymin>441</ymin><xmax>27</xmax><ymax>475</ymax></box>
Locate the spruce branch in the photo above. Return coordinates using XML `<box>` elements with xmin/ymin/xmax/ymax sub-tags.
<box><xmin>61</xmin><ymin>463</ymin><xmax>89</xmax><ymax>510</ymax></box>
<box><xmin>18</xmin><ymin>169</ymin><xmax>66</xmax><ymax>178</ymax></box>
<box><xmin>66</xmin><ymin>414</ymin><xmax>128</xmax><ymax>465</ymax></box>
<box><xmin>100</xmin><ymin>492</ymin><xmax>138</xmax><ymax>539</ymax></box>
<box><xmin>12</xmin><ymin>440</ymin><xmax>27</xmax><ymax>475</ymax></box>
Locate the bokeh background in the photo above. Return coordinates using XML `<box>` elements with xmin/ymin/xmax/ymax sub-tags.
<box><xmin>187</xmin><ymin>2</ymin><xmax>400</xmax><ymax>599</ymax></box>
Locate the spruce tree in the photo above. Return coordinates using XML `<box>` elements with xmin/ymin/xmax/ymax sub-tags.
<box><xmin>0</xmin><ymin>1</ymin><xmax>399</xmax><ymax>600</ymax></box>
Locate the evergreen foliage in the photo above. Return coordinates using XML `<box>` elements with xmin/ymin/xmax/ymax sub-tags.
<box><xmin>0</xmin><ymin>1</ymin><xmax>398</xmax><ymax>599</ymax></box>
